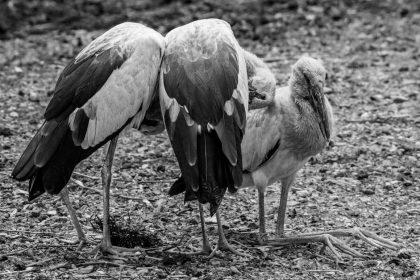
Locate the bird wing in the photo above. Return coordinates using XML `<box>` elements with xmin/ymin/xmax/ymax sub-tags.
<box><xmin>242</xmin><ymin>87</ymin><xmax>287</xmax><ymax>173</ymax></box>
<box><xmin>45</xmin><ymin>22</ymin><xmax>164</xmax><ymax>148</ymax></box>
<box><xmin>12</xmin><ymin>22</ymin><xmax>164</xmax><ymax>199</ymax></box>
<box><xmin>160</xmin><ymin>19</ymin><xmax>248</xmax><ymax>214</ymax></box>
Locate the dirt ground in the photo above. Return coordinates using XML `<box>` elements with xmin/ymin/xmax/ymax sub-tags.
<box><xmin>0</xmin><ymin>1</ymin><xmax>419</xmax><ymax>279</ymax></box>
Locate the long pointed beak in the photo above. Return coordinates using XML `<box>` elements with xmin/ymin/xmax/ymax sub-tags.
<box><xmin>314</xmin><ymin>91</ymin><xmax>330</xmax><ymax>140</ymax></box>
<box><xmin>306</xmin><ymin>76</ymin><xmax>330</xmax><ymax>140</ymax></box>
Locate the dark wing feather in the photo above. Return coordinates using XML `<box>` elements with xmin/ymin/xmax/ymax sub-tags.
<box><xmin>162</xmin><ymin>27</ymin><xmax>247</xmax><ymax>214</ymax></box>
<box><xmin>163</xmin><ymin>42</ymin><xmax>238</xmax><ymax>125</ymax></box>
<box><xmin>44</xmin><ymin>47</ymin><xmax>128</xmax><ymax>120</ymax></box>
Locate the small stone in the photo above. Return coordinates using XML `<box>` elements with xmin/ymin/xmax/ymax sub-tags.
<box><xmin>47</xmin><ymin>210</ymin><xmax>57</xmax><ymax>216</ymax></box>
<box><xmin>0</xmin><ymin>127</ymin><xmax>13</xmax><ymax>136</ymax></box>
<box><xmin>393</xmin><ymin>96</ymin><xmax>408</xmax><ymax>103</ymax></box>
<box><xmin>398</xmin><ymin>66</ymin><xmax>409</xmax><ymax>72</ymax></box>
<box><xmin>230</xmin><ymin>266</ymin><xmax>240</xmax><ymax>274</ymax></box>
<box><xmin>370</xmin><ymin>94</ymin><xmax>384</xmax><ymax>101</ymax></box>
<box><xmin>29</xmin><ymin>92</ymin><xmax>40</xmax><ymax>102</ymax></box>
<box><xmin>361</xmin><ymin>187</ymin><xmax>375</xmax><ymax>195</ymax></box>
<box><xmin>78</xmin><ymin>265</ymin><xmax>94</xmax><ymax>274</ymax></box>
<box><xmin>10</xmin><ymin>111</ymin><xmax>19</xmax><ymax>118</ymax></box>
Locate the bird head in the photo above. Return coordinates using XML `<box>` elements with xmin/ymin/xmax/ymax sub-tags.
<box><xmin>290</xmin><ymin>56</ymin><xmax>330</xmax><ymax>140</ymax></box>
<box><xmin>248</xmin><ymin>66</ymin><xmax>276</xmax><ymax>110</ymax></box>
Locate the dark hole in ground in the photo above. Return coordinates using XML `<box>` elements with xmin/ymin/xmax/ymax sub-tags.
<box><xmin>91</xmin><ymin>215</ymin><xmax>162</xmax><ymax>248</ymax></box>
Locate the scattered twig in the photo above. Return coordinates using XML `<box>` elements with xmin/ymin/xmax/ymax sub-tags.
<box><xmin>77</xmin><ymin>261</ymin><xmax>133</xmax><ymax>268</ymax></box>
<box><xmin>137</xmin><ymin>179</ymin><xmax>176</xmax><ymax>184</ymax></box>
<box><xmin>0</xmin><ymin>248</ymin><xmax>30</xmax><ymax>258</ymax></box>
<box><xmin>305</xmin><ymin>269</ymin><xmax>343</xmax><ymax>273</ymax></box>
<box><xmin>73</xmin><ymin>171</ymin><xmax>100</xmax><ymax>180</ymax></box>
<box><xmin>27</xmin><ymin>257</ymin><xmax>55</xmax><ymax>267</ymax></box>
<box><xmin>72</xmin><ymin>171</ymin><xmax>175</xmax><ymax>184</ymax></box>
<box><xmin>70</xmin><ymin>178</ymin><xmax>102</xmax><ymax>195</ymax></box>
<box><xmin>70</xmin><ymin>178</ymin><xmax>151</xmax><ymax>202</ymax></box>
<box><xmin>0</xmin><ymin>229</ymin><xmax>55</xmax><ymax>235</ymax></box>
<box><xmin>313</xmin><ymin>253</ymin><xmax>345</xmax><ymax>265</ymax></box>
<box><xmin>0</xmin><ymin>268</ymin><xmax>34</xmax><ymax>276</ymax></box>
<box><xmin>47</xmin><ymin>261</ymin><xmax>69</xmax><ymax>270</ymax></box>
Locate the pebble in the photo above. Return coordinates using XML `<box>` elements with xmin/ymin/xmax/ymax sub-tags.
<box><xmin>78</xmin><ymin>265</ymin><xmax>94</xmax><ymax>274</ymax></box>
<box><xmin>230</xmin><ymin>266</ymin><xmax>240</xmax><ymax>274</ymax></box>
<box><xmin>361</xmin><ymin>187</ymin><xmax>375</xmax><ymax>195</ymax></box>
<box><xmin>29</xmin><ymin>92</ymin><xmax>40</xmax><ymax>102</ymax></box>
<box><xmin>10</xmin><ymin>111</ymin><xmax>19</xmax><ymax>118</ymax></box>
<box><xmin>393</xmin><ymin>96</ymin><xmax>409</xmax><ymax>103</ymax></box>
<box><xmin>370</xmin><ymin>94</ymin><xmax>384</xmax><ymax>101</ymax></box>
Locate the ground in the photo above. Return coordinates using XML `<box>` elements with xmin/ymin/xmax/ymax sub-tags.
<box><xmin>0</xmin><ymin>1</ymin><xmax>419</xmax><ymax>279</ymax></box>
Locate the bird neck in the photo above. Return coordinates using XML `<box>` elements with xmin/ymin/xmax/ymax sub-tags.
<box><xmin>288</xmin><ymin>88</ymin><xmax>329</xmax><ymax>158</ymax></box>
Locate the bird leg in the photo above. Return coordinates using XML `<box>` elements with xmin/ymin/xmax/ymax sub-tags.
<box><xmin>270</xmin><ymin>177</ymin><xmax>400</xmax><ymax>260</ymax></box>
<box><xmin>198</xmin><ymin>203</ymin><xmax>213</xmax><ymax>254</ymax></box>
<box><xmin>59</xmin><ymin>186</ymin><xmax>87</xmax><ymax>249</ymax></box>
<box><xmin>268</xmin><ymin>228</ymin><xmax>400</xmax><ymax>261</ymax></box>
<box><xmin>99</xmin><ymin>136</ymin><xmax>118</xmax><ymax>254</ymax></box>
<box><xmin>275</xmin><ymin>176</ymin><xmax>294</xmax><ymax>238</ymax></box>
<box><xmin>168</xmin><ymin>203</ymin><xmax>213</xmax><ymax>256</ymax></box>
<box><xmin>257</xmin><ymin>187</ymin><xmax>268</xmax><ymax>245</ymax></box>
<box><xmin>92</xmin><ymin>136</ymin><xmax>144</xmax><ymax>255</ymax></box>
<box><xmin>208</xmin><ymin>209</ymin><xmax>249</xmax><ymax>258</ymax></box>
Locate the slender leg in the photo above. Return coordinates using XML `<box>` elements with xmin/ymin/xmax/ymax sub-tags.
<box><xmin>59</xmin><ymin>186</ymin><xmax>87</xmax><ymax>248</ymax></box>
<box><xmin>275</xmin><ymin>175</ymin><xmax>295</xmax><ymax>238</ymax></box>
<box><xmin>208</xmin><ymin>209</ymin><xmax>248</xmax><ymax>258</ymax></box>
<box><xmin>198</xmin><ymin>203</ymin><xmax>212</xmax><ymax>254</ymax></box>
<box><xmin>257</xmin><ymin>187</ymin><xmax>268</xmax><ymax>244</ymax></box>
<box><xmin>269</xmin><ymin>175</ymin><xmax>400</xmax><ymax>260</ymax></box>
<box><xmin>100</xmin><ymin>136</ymin><xmax>119</xmax><ymax>253</ymax></box>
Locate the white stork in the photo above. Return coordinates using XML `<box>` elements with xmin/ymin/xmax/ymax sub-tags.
<box><xmin>160</xmin><ymin>19</ymin><xmax>277</xmax><ymax>257</ymax></box>
<box><xmin>11</xmin><ymin>22</ymin><xmax>165</xmax><ymax>254</ymax></box>
<box><xmin>160</xmin><ymin>19</ymin><xmax>250</xmax><ymax>256</ymax></box>
<box><xmin>241</xmin><ymin>56</ymin><xmax>400</xmax><ymax>258</ymax></box>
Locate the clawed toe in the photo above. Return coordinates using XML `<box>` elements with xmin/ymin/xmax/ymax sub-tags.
<box><xmin>268</xmin><ymin>227</ymin><xmax>400</xmax><ymax>260</ymax></box>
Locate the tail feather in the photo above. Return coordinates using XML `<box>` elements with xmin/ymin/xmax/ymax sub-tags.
<box><xmin>13</xmin><ymin>113</ymin><xmax>132</xmax><ymax>201</ymax></box>
<box><xmin>166</xmin><ymin>110</ymin><xmax>242</xmax><ymax>216</ymax></box>
<box><xmin>12</xmin><ymin>125</ymin><xmax>43</xmax><ymax>180</ymax></box>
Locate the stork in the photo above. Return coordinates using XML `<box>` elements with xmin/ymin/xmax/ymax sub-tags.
<box><xmin>161</xmin><ymin>19</ymin><xmax>277</xmax><ymax>257</ymax></box>
<box><xmin>241</xmin><ymin>56</ymin><xmax>400</xmax><ymax>258</ymax></box>
<box><xmin>11</xmin><ymin>22</ymin><xmax>165</xmax><ymax>254</ymax></box>
<box><xmin>160</xmin><ymin>18</ymin><xmax>251</xmax><ymax>256</ymax></box>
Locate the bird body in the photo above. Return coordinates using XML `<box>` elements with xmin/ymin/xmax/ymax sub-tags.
<box><xmin>239</xmin><ymin>57</ymin><xmax>400</xmax><ymax>257</ymax></box>
<box><xmin>11</xmin><ymin>22</ymin><xmax>165</xmax><ymax>252</ymax></box>
<box><xmin>12</xmin><ymin>22</ymin><xmax>164</xmax><ymax>199</ymax></box>
<box><xmin>161</xmin><ymin>19</ymin><xmax>248</xmax><ymax>214</ymax></box>
<box><xmin>237</xmin><ymin>56</ymin><xmax>334</xmax><ymax>244</ymax></box>
<box><xmin>242</xmin><ymin>84</ymin><xmax>334</xmax><ymax>190</ymax></box>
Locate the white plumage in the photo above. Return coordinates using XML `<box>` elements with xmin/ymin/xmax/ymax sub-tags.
<box><xmin>12</xmin><ymin>22</ymin><xmax>165</xmax><ymax>254</ymax></box>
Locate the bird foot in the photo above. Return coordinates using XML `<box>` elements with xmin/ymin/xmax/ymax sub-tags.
<box><xmin>89</xmin><ymin>241</ymin><xmax>144</xmax><ymax>257</ymax></box>
<box><xmin>258</xmin><ymin>232</ymin><xmax>268</xmax><ymax>245</ymax></box>
<box><xmin>312</xmin><ymin>227</ymin><xmax>401</xmax><ymax>251</ymax></box>
<box><xmin>207</xmin><ymin>237</ymin><xmax>250</xmax><ymax>258</ymax></box>
<box><xmin>269</xmin><ymin>233</ymin><xmax>364</xmax><ymax>261</ymax></box>
<box><xmin>268</xmin><ymin>227</ymin><xmax>400</xmax><ymax>261</ymax></box>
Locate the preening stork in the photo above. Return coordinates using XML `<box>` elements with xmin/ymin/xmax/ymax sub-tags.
<box><xmin>241</xmin><ymin>56</ymin><xmax>400</xmax><ymax>258</ymax></box>
<box><xmin>11</xmin><ymin>22</ymin><xmax>165</xmax><ymax>254</ymax></box>
<box><xmin>160</xmin><ymin>19</ymin><xmax>250</xmax><ymax>256</ymax></box>
<box><xmin>161</xmin><ymin>19</ymin><xmax>276</xmax><ymax>256</ymax></box>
